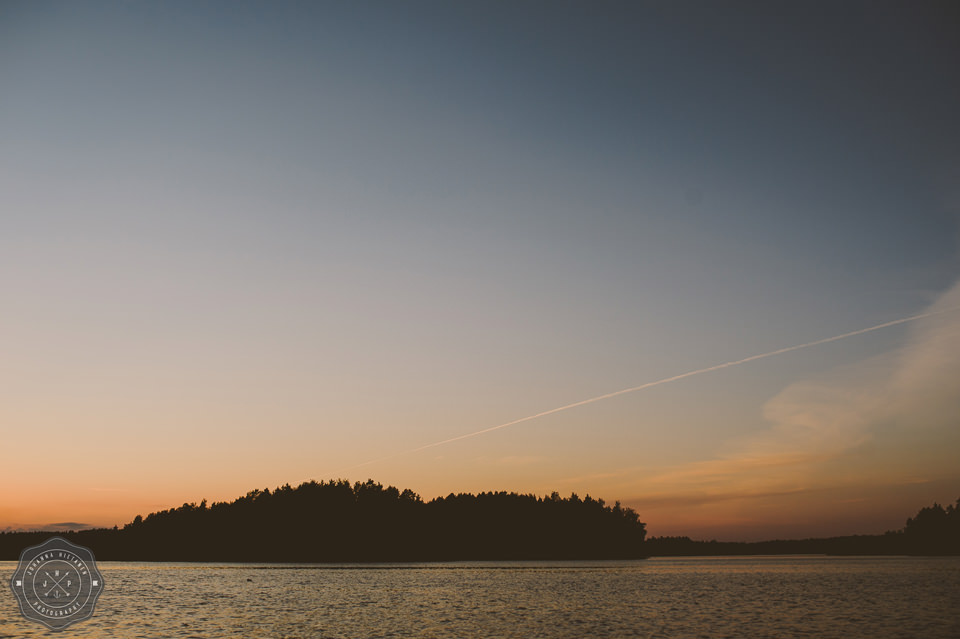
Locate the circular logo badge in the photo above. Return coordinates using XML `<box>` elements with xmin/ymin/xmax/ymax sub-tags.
<box><xmin>9</xmin><ymin>536</ymin><xmax>105</xmax><ymax>631</ymax></box>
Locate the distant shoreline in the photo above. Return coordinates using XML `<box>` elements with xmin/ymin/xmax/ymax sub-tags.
<box><xmin>2</xmin><ymin>482</ymin><xmax>956</xmax><ymax>560</ymax></box>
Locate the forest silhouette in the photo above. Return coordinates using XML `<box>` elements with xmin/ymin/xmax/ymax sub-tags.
<box><xmin>0</xmin><ymin>480</ymin><xmax>646</xmax><ymax>561</ymax></box>
<box><xmin>1</xmin><ymin>482</ymin><xmax>957</xmax><ymax>561</ymax></box>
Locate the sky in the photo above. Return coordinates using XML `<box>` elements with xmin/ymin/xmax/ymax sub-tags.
<box><xmin>1</xmin><ymin>1</ymin><xmax>958</xmax><ymax>541</ymax></box>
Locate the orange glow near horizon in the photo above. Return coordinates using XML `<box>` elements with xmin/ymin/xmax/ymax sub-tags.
<box><xmin>4</xmin><ymin>288</ymin><xmax>960</xmax><ymax>540</ymax></box>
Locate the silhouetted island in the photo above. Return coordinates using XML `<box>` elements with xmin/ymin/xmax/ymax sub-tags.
<box><xmin>0</xmin><ymin>480</ymin><xmax>647</xmax><ymax>561</ymax></box>
<box><xmin>1</xmin><ymin>482</ymin><xmax>956</xmax><ymax>561</ymax></box>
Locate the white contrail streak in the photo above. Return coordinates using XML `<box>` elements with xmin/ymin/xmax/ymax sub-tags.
<box><xmin>325</xmin><ymin>306</ymin><xmax>957</xmax><ymax>476</ymax></box>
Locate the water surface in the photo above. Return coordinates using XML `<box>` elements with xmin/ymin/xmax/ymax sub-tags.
<box><xmin>2</xmin><ymin>556</ymin><xmax>958</xmax><ymax>638</ymax></box>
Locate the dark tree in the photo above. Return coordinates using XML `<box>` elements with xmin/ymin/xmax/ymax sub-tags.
<box><xmin>0</xmin><ymin>479</ymin><xmax>647</xmax><ymax>562</ymax></box>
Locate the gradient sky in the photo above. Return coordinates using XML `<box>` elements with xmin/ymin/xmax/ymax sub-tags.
<box><xmin>2</xmin><ymin>1</ymin><xmax>958</xmax><ymax>540</ymax></box>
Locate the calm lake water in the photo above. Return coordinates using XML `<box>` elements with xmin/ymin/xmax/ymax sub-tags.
<box><xmin>2</xmin><ymin>556</ymin><xmax>958</xmax><ymax>638</ymax></box>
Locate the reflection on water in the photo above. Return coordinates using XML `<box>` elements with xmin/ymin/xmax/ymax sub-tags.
<box><xmin>2</xmin><ymin>556</ymin><xmax>958</xmax><ymax>638</ymax></box>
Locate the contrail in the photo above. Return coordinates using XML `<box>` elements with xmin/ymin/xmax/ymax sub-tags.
<box><xmin>325</xmin><ymin>306</ymin><xmax>957</xmax><ymax>476</ymax></box>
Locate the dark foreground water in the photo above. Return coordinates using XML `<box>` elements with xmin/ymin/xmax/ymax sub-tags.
<box><xmin>2</xmin><ymin>556</ymin><xmax>958</xmax><ymax>638</ymax></box>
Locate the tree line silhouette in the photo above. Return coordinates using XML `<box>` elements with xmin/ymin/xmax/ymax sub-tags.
<box><xmin>0</xmin><ymin>480</ymin><xmax>647</xmax><ymax>561</ymax></box>
<box><xmin>1</xmin><ymin>483</ymin><xmax>956</xmax><ymax>561</ymax></box>
<box><xmin>644</xmin><ymin>497</ymin><xmax>960</xmax><ymax>556</ymax></box>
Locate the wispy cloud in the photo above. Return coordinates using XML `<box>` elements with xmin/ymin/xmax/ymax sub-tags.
<box><xmin>327</xmin><ymin>304</ymin><xmax>956</xmax><ymax>479</ymax></box>
<box><xmin>625</xmin><ymin>279</ymin><xmax>960</xmax><ymax>508</ymax></box>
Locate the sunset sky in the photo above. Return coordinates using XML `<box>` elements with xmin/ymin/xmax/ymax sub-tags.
<box><xmin>2</xmin><ymin>1</ymin><xmax>958</xmax><ymax>541</ymax></box>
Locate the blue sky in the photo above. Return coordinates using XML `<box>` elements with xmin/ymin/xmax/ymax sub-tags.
<box><xmin>1</xmin><ymin>1</ymin><xmax>958</xmax><ymax>539</ymax></box>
